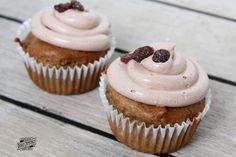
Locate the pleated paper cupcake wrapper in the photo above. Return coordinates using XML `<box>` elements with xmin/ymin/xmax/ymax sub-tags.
<box><xmin>15</xmin><ymin>19</ymin><xmax>115</xmax><ymax>94</ymax></box>
<box><xmin>99</xmin><ymin>74</ymin><xmax>211</xmax><ymax>154</ymax></box>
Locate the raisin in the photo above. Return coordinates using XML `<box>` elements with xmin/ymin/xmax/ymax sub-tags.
<box><xmin>120</xmin><ymin>46</ymin><xmax>154</xmax><ymax>64</ymax></box>
<box><xmin>152</xmin><ymin>49</ymin><xmax>170</xmax><ymax>63</ymax></box>
<box><xmin>54</xmin><ymin>2</ymin><xmax>71</xmax><ymax>13</ymax></box>
<box><xmin>120</xmin><ymin>54</ymin><xmax>133</xmax><ymax>64</ymax></box>
<box><xmin>71</xmin><ymin>0</ymin><xmax>84</xmax><ymax>11</ymax></box>
<box><xmin>54</xmin><ymin>0</ymin><xmax>84</xmax><ymax>13</ymax></box>
<box><xmin>132</xmin><ymin>46</ymin><xmax>154</xmax><ymax>62</ymax></box>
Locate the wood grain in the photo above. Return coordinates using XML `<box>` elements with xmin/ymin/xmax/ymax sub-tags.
<box><xmin>0</xmin><ymin>19</ymin><xmax>235</xmax><ymax>156</ymax></box>
<box><xmin>0</xmin><ymin>0</ymin><xmax>236</xmax><ymax>156</ymax></box>
<box><xmin>153</xmin><ymin>0</ymin><xmax>236</xmax><ymax>20</ymax></box>
<box><xmin>0</xmin><ymin>100</ymin><xmax>155</xmax><ymax>157</ymax></box>
<box><xmin>0</xmin><ymin>0</ymin><xmax>236</xmax><ymax>80</ymax></box>
<box><xmin>178</xmin><ymin>82</ymin><xmax>236</xmax><ymax>157</ymax></box>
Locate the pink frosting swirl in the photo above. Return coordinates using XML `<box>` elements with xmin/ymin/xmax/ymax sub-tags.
<box><xmin>107</xmin><ymin>43</ymin><xmax>209</xmax><ymax>107</ymax></box>
<box><xmin>31</xmin><ymin>7</ymin><xmax>112</xmax><ymax>51</ymax></box>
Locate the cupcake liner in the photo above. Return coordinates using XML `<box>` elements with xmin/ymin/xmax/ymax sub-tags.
<box><xmin>99</xmin><ymin>74</ymin><xmax>211</xmax><ymax>154</ymax></box>
<box><xmin>15</xmin><ymin>19</ymin><xmax>115</xmax><ymax>94</ymax></box>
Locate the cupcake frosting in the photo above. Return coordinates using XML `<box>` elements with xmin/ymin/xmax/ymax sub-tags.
<box><xmin>107</xmin><ymin>43</ymin><xmax>209</xmax><ymax>107</ymax></box>
<box><xmin>31</xmin><ymin>4</ymin><xmax>111</xmax><ymax>51</ymax></box>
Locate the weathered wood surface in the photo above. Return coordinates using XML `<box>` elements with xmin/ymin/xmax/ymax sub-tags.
<box><xmin>0</xmin><ymin>0</ymin><xmax>236</xmax><ymax>80</ymax></box>
<box><xmin>0</xmin><ymin>18</ymin><xmax>236</xmax><ymax>156</ymax></box>
<box><xmin>153</xmin><ymin>0</ymin><xmax>236</xmax><ymax>20</ymax></box>
<box><xmin>0</xmin><ymin>0</ymin><xmax>236</xmax><ymax>156</ymax></box>
<box><xmin>0</xmin><ymin>100</ymin><xmax>154</xmax><ymax>157</ymax></box>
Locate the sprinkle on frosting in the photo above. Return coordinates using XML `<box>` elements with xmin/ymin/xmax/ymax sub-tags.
<box><xmin>152</xmin><ymin>49</ymin><xmax>170</xmax><ymax>63</ymax></box>
<box><xmin>31</xmin><ymin>3</ymin><xmax>111</xmax><ymax>51</ymax></box>
<box><xmin>54</xmin><ymin>0</ymin><xmax>85</xmax><ymax>13</ymax></box>
<box><xmin>120</xmin><ymin>46</ymin><xmax>154</xmax><ymax>64</ymax></box>
<box><xmin>107</xmin><ymin>43</ymin><xmax>209</xmax><ymax>107</ymax></box>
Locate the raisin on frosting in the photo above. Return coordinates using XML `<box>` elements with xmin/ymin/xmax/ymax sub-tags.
<box><xmin>31</xmin><ymin>1</ymin><xmax>111</xmax><ymax>51</ymax></box>
<box><xmin>152</xmin><ymin>49</ymin><xmax>170</xmax><ymax>63</ymax></box>
<box><xmin>120</xmin><ymin>46</ymin><xmax>154</xmax><ymax>64</ymax></box>
<box><xmin>108</xmin><ymin>43</ymin><xmax>209</xmax><ymax>107</ymax></box>
<box><xmin>54</xmin><ymin>0</ymin><xmax>84</xmax><ymax>13</ymax></box>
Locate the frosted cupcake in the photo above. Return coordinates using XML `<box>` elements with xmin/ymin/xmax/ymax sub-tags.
<box><xmin>99</xmin><ymin>43</ymin><xmax>210</xmax><ymax>153</ymax></box>
<box><xmin>15</xmin><ymin>0</ymin><xmax>114</xmax><ymax>94</ymax></box>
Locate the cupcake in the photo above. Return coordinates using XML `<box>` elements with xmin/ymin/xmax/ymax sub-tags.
<box><xmin>15</xmin><ymin>0</ymin><xmax>114</xmax><ymax>94</ymax></box>
<box><xmin>99</xmin><ymin>43</ymin><xmax>211</xmax><ymax>153</ymax></box>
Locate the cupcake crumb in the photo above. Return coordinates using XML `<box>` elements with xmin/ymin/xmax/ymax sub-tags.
<box><xmin>14</xmin><ymin>37</ymin><xmax>25</xmax><ymax>48</ymax></box>
<box><xmin>130</xmin><ymin>90</ymin><xmax>135</xmax><ymax>93</ymax></box>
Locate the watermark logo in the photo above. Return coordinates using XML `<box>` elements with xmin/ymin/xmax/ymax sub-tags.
<box><xmin>17</xmin><ymin>137</ymin><xmax>36</xmax><ymax>151</ymax></box>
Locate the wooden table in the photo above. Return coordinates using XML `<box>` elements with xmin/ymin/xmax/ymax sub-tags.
<box><xmin>0</xmin><ymin>0</ymin><xmax>236</xmax><ymax>156</ymax></box>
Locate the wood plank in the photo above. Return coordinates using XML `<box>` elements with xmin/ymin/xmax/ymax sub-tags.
<box><xmin>153</xmin><ymin>0</ymin><xmax>236</xmax><ymax>20</ymax></box>
<box><xmin>0</xmin><ymin>100</ymin><xmax>155</xmax><ymax>157</ymax></box>
<box><xmin>0</xmin><ymin>19</ymin><xmax>236</xmax><ymax>156</ymax></box>
<box><xmin>178</xmin><ymin>82</ymin><xmax>236</xmax><ymax>157</ymax></box>
<box><xmin>0</xmin><ymin>19</ymin><xmax>119</xmax><ymax>134</ymax></box>
<box><xmin>0</xmin><ymin>0</ymin><xmax>236</xmax><ymax>80</ymax></box>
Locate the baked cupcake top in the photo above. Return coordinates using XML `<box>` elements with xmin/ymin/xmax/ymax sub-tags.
<box><xmin>107</xmin><ymin>43</ymin><xmax>209</xmax><ymax>107</ymax></box>
<box><xmin>31</xmin><ymin>0</ymin><xmax>111</xmax><ymax>51</ymax></box>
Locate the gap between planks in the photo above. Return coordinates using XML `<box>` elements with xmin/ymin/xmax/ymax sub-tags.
<box><xmin>0</xmin><ymin>94</ymin><xmax>174</xmax><ymax>157</ymax></box>
<box><xmin>0</xmin><ymin>14</ymin><xmax>235</xmax><ymax>87</ymax></box>
<box><xmin>0</xmin><ymin>2</ymin><xmax>235</xmax><ymax>156</ymax></box>
<box><xmin>147</xmin><ymin>0</ymin><xmax>236</xmax><ymax>23</ymax></box>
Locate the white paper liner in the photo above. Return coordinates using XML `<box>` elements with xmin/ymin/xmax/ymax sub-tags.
<box><xmin>15</xmin><ymin>19</ymin><xmax>115</xmax><ymax>94</ymax></box>
<box><xmin>99</xmin><ymin>74</ymin><xmax>211</xmax><ymax>153</ymax></box>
